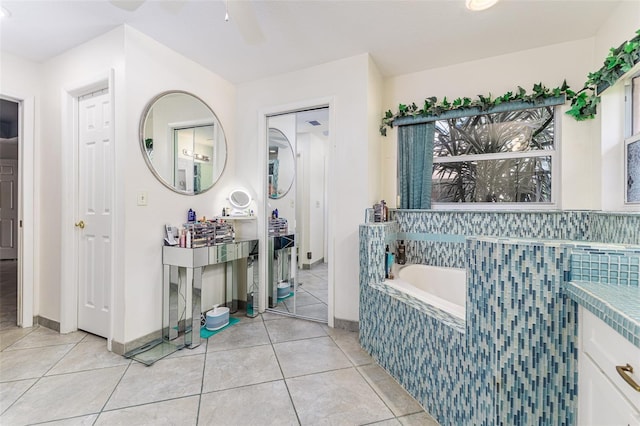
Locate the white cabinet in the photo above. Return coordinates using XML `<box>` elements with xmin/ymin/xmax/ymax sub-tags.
<box><xmin>579</xmin><ymin>308</ymin><xmax>640</xmax><ymax>426</ymax></box>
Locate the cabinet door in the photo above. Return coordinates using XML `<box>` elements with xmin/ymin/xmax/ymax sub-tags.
<box><xmin>579</xmin><ymin>352</ymin><xmax>640</xmax><ymax>426</ymax></box>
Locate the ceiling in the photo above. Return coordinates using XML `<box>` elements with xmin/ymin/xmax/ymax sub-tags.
<box><xmin>0</xmin><ymin>0</ymin><xmax>625</xmax><ymax>85</ymax></box>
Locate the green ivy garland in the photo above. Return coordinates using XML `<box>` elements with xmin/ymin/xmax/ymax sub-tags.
<box><xmin>380</xmin><ymin>29</ymin><xmax>640</xmax><ymax>136</ymax></box>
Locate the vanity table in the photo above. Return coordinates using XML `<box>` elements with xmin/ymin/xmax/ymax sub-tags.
<box><xmin>163</xmin><ymin>238</ymin><xmax>259</xmax><ymax>351</ymax></box>
<box><xmin>126</xmin><ymin>238</ymin><xmax>259</xmax><ymax>366</ymax></box>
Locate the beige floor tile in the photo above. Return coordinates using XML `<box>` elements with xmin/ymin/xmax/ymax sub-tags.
<box><xmin>104</xmin><ymin>354</ymin><xmax>204</xmax><ymax>410</ymax></box>
<box><xmin>96</xmin><ymin>395</ymin><xmax>199</xmax><ymax>425</ymax></box>
<box><xmin>366</xmin><ymin>419</ymin><xmax>402</xmax><ymax>426</ymax></box>
<box><xmin>0</xmin><ymin>366</ymin><xmax>126</xmax><ymax>425</ymax></box>
<box><xmin>326</xmin><ymin>329</ymin><xmax>374</xmax><ymax>367</ymax></box>
<box><xmin>0</xmin><ymin>345</ymin><xmax>74</xmax><ymax>382</ymax></box>
<box><xmin>199</xmin><ymin>381</ymin><xmax>298</xmax><ymax>425</ymax></box>
<box><xmin>0</xmin><ymin>378</ymin><xmax>36</xmax><ymax>415</ymax></box>
<box><xmin>206</xmin><ymin>321</ymin><xmax>270</xmax><ymax>352</ymax></box>
<box><xmin>287</xmin><ymin>368</ymin><xmax>394</xmax><ymax>426</ymax></box>
<box><xmin>295</xmin><ymin>303</ymin><xmax>328</xmax><ymax>321</ymax></box>
<box><xmin>6</xmin><ymin>327</ymin><xmax>86</xmax><ymax>350</ymax></box>
<box><xmin>273</xmin><ymin>336</ymin><xmax>352</xmax><ymax>378</ymax></box>
<box><xmin>264</xmin><ymin>317</ymin><xmax>327</xmax><ymax>343</ymax></box>
<box><xmin>358</xmin><ymin>364</ymin><xmax>423</xmax><ymax>417</ymax></box>
<box><xmin>398</xmin><ymin>411</ymin><xmax>441</xmax><ymax>426</ymax></box>
<box><xmin>0</xmin><ymin>327</ymin><xmax>35</xmax><ymax>351</ymax></box>
<box><xmin>202</xmin><ymin>344</ymin><xmax>282</xmax><ymax>392</ymax></box>
<box><xmin>38</xmin><ymin>414</ymin><xmax>100</xmax><ymax>425</ymax></box>
<box><xmin>47</xmin><ymin>339</ymin><xmax>130</xmax><ymax>375</ymax></box>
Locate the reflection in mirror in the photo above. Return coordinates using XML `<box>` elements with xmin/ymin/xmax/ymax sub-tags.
<box><xmin>228</xmin><ymin>189</ymin><xmax>252</xmax><ymax>215</ymax></box>
<box><xmin>140</xmin><ymin>91</ymin><xmax>227</xmax><ymax>195</ymax></box>
<box><xmin>268</xmin><ymin>128</ymin><xmax>295</xmax><ymax>199</ymax></box>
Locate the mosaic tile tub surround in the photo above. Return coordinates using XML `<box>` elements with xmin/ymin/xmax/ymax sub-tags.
<box><xmin>390</xmin><ymin>210</ymin><xmax>640</xmax><ymax>268</ymax></box>
<box><xmin>360</xmin><ymin>226</ymin><xmax>579</xmax><ymax>425</ymax></box>
<box><xmin>359</xmin><ymin>223</ymin><xmax>468</xmax><ymax>424</ymax></box>
<box><xmin>465</xmin><ymin>238</ymin><xmax>578</xmax><ymax>425</ymax></box>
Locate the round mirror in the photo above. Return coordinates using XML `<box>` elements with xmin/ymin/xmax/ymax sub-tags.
<box><xmin>268</xmin><ymin>128</ymin><xmax>295</xmax><ymax>199</ymax></box>
<box><xmin>139</xmin><ymin>91</ymin><xmax>227</xmax><ymax>195</ymax></box>
<box><xmin>229</xmin><ymin>189</ymin><xmax>251</xmax><ymax>214</ymax></box>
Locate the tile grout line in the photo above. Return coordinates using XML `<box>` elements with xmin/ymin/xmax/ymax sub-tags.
<box><xmin>264</xmin><ymin>316</ymin><xmax>303</xmax><ymax>426</ymax></box>
<box><xmin>96</xmin><ymin>356</ymin><xmax>134</xmax><ymax>421</ymax></box>
<box><xmin>195</xmin><ymin>337</ymin><xmax>208</xmax><ymax>425</ymax></box>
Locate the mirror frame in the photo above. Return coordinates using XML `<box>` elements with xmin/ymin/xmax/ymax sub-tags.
<box><xmin>139</xmin><ymin>90</ymin><xmax>228</xmax><ymax>195</ymax></box>
<box><xmin>268</xmin><ymin>127</ymin><xmax>295</xmax><ymax>200</ymax></box>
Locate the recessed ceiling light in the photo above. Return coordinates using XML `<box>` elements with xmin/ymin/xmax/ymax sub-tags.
<box><xmin>465</xmin><ymin>0</ymin><xmax>499</xmax><ymax>11</ymax></box>
<box><xmin>0</xmin><ymin>6</ymin><xmax>11</xmax><ymax>18</ymax></box>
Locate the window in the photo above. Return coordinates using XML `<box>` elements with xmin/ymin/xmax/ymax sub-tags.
<box><xmin>625</xmin><ymin>73</ymin><xmax>640</xmax><ymax>203</ymax></box>
<box><xmin>431</xmin><ymin>106</ymin><xmax>557</xmax><ymax>205</ymax></box>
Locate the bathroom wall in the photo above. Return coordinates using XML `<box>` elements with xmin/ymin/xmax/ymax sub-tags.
<box><xmin>36</xmin><ymin>27</ymin><xmax>126</xmax><ymax>328</ymax></box>
<box><xmin>297</xmin><ymin>132</ymin><xmax>327</xmax><ymax>267</ymax></box>
<box><xmin>5</xmin><ymin>25</ymin><xmax>237</xmax><ymax>344</ymax></box>
<box><xmin>122</xmin><ymin>27</ymin><xmax>237</xmax><ymax>342</ymax></box>
<box><xmin>0</xmin><ymin>52</ymin><xmax>42</xmax><ymax>318</ymax></box>
<box><xmin>236</xmin><ymin>54</ymin><xmax>383</xmax><ymax>324</ymax></box>
<box><xmin>382</xmin><ymin>37</ymin><xmax>598</xmax><ymax>210</ymax></box>
<box><xmin>381</xmin><ymin>1</ymin><xmax>640</xmax><ymax>213</ymax></box>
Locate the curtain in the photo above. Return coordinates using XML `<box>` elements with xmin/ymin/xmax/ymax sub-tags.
<box><xmin>398</xmin><ymin>123</ymin><xmax>434</xmax><ymax>209</ymax></box>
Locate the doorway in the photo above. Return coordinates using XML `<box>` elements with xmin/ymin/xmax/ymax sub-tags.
<box><xmin>75</xmin><ymin>89</ymin><xmax>113</xmax><ymax>338</ymax></box>
<box><xmin>265</xmin><ymin>107</ymin><xmax>330</xmax><ymax>323</ymax></box>
<box><xmin>0</xmin><ymin>98</ymin><xmax>19</xmax><ymax>329</ymax></box>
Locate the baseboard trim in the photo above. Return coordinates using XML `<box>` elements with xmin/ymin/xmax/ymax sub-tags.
<box><xmin>301</xmin><ymin>258</ymin><xmax>325</xmax><ymax>270</ymax></box>
<box><xmin>333</xmin><ymin>318</ymin><xmax>359</xmax><ymax>332</ymax></box>
<box><xmin>36</xmin><ymin>316</ymin><xmax>60</xmax><ymax>332</ymax></box>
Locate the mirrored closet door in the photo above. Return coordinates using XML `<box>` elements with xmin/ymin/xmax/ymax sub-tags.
<box><xmin>266</xmin><ymin>108</ymin><xmax>330</xmax><ymax>323</ymax></box>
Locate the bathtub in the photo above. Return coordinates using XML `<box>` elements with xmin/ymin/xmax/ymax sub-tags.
<box><xmin>385</xmin><ymin>264</ymin><xmax>466</xmax><ymax>321</ymax></box>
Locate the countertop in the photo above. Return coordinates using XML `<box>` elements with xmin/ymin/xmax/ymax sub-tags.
<box><xmin>563</xmin><ymin>280</ymin><xmax>640</xmax><ymax>348</ymax></box>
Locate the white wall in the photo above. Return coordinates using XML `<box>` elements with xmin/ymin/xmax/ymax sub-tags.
<box><xmin>122</xmin><ymin>27</ymin><xmax>237</xmax><ymax>342</ymax></box>
<box><xmin>36</xmin><ymin>27</ymin><xmax>126</xmax><ymax>326</ymax></box>
<box><xmin>9</xmin><ymin>25</ymin><xmax>236</xmax><ymax>344</ymax></box>
<box><xmin>297</xmin><ymin>132</ymin><xmax>327</xmax><ymax>267</ymax></box>
<box><xmin>382</xmin><ymin>38</ymin><xmax>599</xmax><ymax>210</ymax></box>
<box><xmin>0</xmin><ymin>52</ymin><xmax>41</xmax><ymax>318</ymax></box>
<box><xmin>594</xmin><ymin>1</ymin><xmax>640</xmax><ymax>212</ymax></box>
<box><xmin>236</xmin><ymin>53</ymin><xmax>382</xmax><ymax>323</ymax></box>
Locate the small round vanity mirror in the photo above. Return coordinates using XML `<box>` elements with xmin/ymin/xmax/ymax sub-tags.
<box><xmin>228</xmin><ymin>189</ymin><xmax>252</xmax><ymax>215</ymax></box>
<box><xmin>140</xmin><ymin>91</ymin><xmax>227</xmax><ymax>195</ymax></box>
<box><xmin>268</xmin><ymin>128</ymin><xmax>294</xmax><ymax>199</ymax></box>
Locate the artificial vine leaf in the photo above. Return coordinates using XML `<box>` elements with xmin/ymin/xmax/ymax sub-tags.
<box><xmin>379</xmin><ymin>28</ymin><xmax>639</xmax><ymax>135</ymax></box>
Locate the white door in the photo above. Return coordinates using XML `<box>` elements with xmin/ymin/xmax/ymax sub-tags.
<box><xmin>77</xmin><ymin>91</ymin><xmax>112</xmax><ymax>337</ymax></box>
<box><xmin>0</xmin><ymin>160</ymin><xmax>18</xmax><ymax>260</ymax></box>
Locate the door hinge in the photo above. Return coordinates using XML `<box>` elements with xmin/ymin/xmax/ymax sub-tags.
<box><xmin>19</xmin><ymin>220</ymin><xmax>22</xmax><ymax>228</ymax></box>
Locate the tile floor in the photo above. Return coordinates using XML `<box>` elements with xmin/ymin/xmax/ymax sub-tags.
<box><xmin>271</xmin><ymin>263</ymin><xmax>329</xmax><ymax>322</ymax></box>
<box><xmin>0</xmin><ymin>261</ymin><xmax>441</xmax><ymax>425</ymax></box>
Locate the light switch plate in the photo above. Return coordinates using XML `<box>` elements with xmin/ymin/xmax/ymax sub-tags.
<box><xmin>137</xmin><ymin>191</ymin><xmax>148</xmax><ymax>206</ymax></box>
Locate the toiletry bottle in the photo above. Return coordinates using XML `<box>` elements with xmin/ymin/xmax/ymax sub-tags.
<box><xmin>188</xmin><ymin>208</ymin><xmax>196</xmax><ymax>222</ymax></box>
<box><xmin>186</xmin><ymin>229</ymin><xmax>192</xmax><ymax>248</ymax></box>
<box><xmin>179</xmin><ymin>228</ymin><xmax>186</xmax><ymax>248</ymax></box>
<box><xmin>397</xmin><ymin>240</ymin><xmax>406</xmax><ymax>265</ymax></box>
<box><xmin>381</xmin><ymin>200</ymin><xmax>388</xmax><ymax>222</ymax></box>
<box><xmin>384</xmin><ymin>245</ymin><xmax>390</xmax><ymax>279</ymax></box>
<box><xmin>387</xmin><ymin>251</ymin><xmax>395</xmax><ymax>279</ymax></box>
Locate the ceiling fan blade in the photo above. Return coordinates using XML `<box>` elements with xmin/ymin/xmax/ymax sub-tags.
<box><xmin>109</xmin><ymin>0</ymin><xmax>146</xmax><ymax>12</ymax></box>
<box><xmin>159</xmin><ymin>0</ymin><xmax>187</xmax><ymax>15</ymax></box>
<box><xmin>228</xmin><ymin>0</ymin><xmax>265</xmax><ymax>45</ymax></box>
